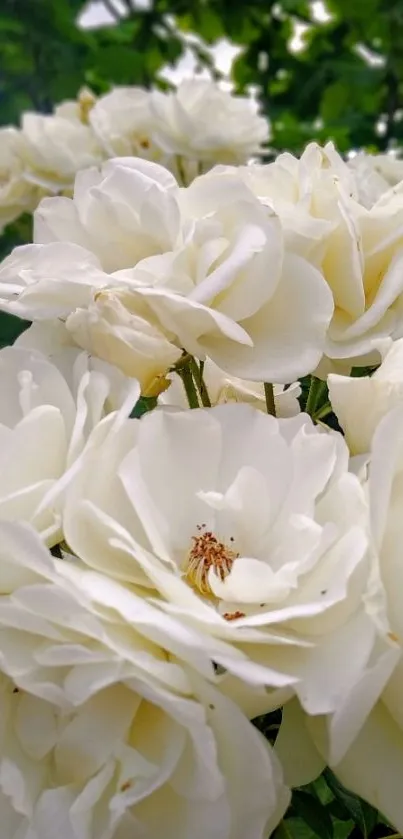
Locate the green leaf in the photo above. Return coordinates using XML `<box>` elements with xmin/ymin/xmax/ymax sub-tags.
<box><xmin>332</xmin><ymin>819</ymin><xmax>355</xmax><ymax>839</ymax></box>
<box><xmin>323</xmin><ymin>770</ymin><xmax>379</xmax><ymax>838</ymax></box>
<box><xmin>276</xmin><ymin>817</ymin><xmax>318</xmax><ymax>839</ymax></box>
<box><xmin>0</xmin><ymin>313</ymin><xmax>30</xmax><ymax>348</ymax></box>
<box><xmin>292</xmin><ymin>790</ymin><xmax>334</xmax><ymax>839</ymax></box>
<box><xmin>305</xmin><ymin>775</ymin><xmax>334</xmax><ymax>807</ymax></box>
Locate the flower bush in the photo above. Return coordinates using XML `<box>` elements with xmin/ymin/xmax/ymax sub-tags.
<box><xmin>1</xmin><ymin>76</ymin><xmax>403</xmax><ymax>839</ymax></box>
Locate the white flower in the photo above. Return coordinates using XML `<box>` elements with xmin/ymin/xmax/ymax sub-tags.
<box><xmin>328</xmin><ymin>338</ymin><xmax>403</xmax><ymax>455</ymax></box>
<box><xmin>20</xmin><ymin>112</ymin><xmax>103</xmax><ymax>192</ymax></box>
<box><xmin>66</xmin><ymin>290</ymin><xmax>182</xmax><ymax>392</ymax></box>
<box><xmin>0</xmin><ymin>243</ymin><xmax>181</xmax><ymax>393</ymax></box>
<box><xmin>218</xmin><ymin>142</ymin><xmax>403</xmax><ymax>368</ymax></box>
<box><xmin>54</xmin><ymin>87</ymin><xmax>97</xmax><ymax>125</ymax></box>
<box><xmin>15</xmin><ymin>319</ymin><xmax>137</xmax><ymax>408</ymax></box>
<box><xmin>62</xmin><ymin>402</ymin><xmax>391</xmax><ymax>726</ymax></box>
<box><xmin>160</xmin><ymin>359</ymin><xmax>301</xmax><ymax>416</ymax></box>
<box><xmin>89</xmin><ymin>86</ymin><xmax>160</xmax><ymax>160</ymax></box>
<box><xmin>295</xmin><ymin>406</ymin><xmax>403</xmax><ymax>830</ymax></box>
<box><xmin>0</xmin><ymin>344</ymin><xmax>138</xmax><ymax>544</ymax></box>
<box><xmin>34</xmin><ymin>157</ymin><xmax>182</xmax><ymax>272</ymax></box>
<box><xmin>349</xmin><ymin>151</ymin><xmax>403</xmax><ymax>208</ymax></box>
<box><xmin>213</xmin><ymin>141</ymin><xmax>357</xmax><ymax>267</ymax></box>
<box><xmin>0</xmin><ymin>128</ymin><xmax>38</xmax><ymax>232</ymax></box>
<box><xmin>0</xmin><ymin>521</ymin><xmax>289</xmax><ymax>839</ymax></box>
<box><xmin>115</xmin><ymin>168</ymin><xmax>332</xmax><ymax>382</ymax></box>
<box><xmin>0</xmin><ymin>242</ymin><xmax>108</xmax><ymax>320</ymax></box>
<box><xmin>0</xmin><ymin>159</ymin><xmax>333</xmax><ymax>384</ymax></box>
<box><xmin>149</xmin><ymin>79</ymin><xmax>269</xmax><ymax>168</ymax></box>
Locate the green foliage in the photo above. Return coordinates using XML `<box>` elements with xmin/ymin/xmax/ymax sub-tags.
<box><xmin>272</xmin><ymin>769</ymin><xmax>395</xmax><ymax>839</ymax></box>
<box><xmin>0</xmin><ymin>0</ymin><xmax>402</xmax><ymax>157</ymax></box>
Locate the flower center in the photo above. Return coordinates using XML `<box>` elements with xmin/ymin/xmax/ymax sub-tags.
<box><xmin>185</xmin><ymin>526</ymin><xmax>239</xmax><ymax>596</ymax></box>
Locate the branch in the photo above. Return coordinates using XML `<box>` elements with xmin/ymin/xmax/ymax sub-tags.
<box><xmin>102</xmin><ymin>0</ymin><xmax>122</xmax><ymax>22</ymax></box>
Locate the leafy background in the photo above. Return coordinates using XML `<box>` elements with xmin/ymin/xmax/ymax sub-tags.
<box><xmin>1</xmin><ymin>1</ymin><xmax>402</xmax><ymax>836</ymax></box>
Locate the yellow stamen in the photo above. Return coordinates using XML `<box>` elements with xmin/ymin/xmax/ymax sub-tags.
<box><xmin>185</xmin><ymin>528</ymin><xmax>238</xmax><ymax>596</ymax></box>
<box><xmin>223</xmin><ymin>611</ymin><xmax>245</xmax><ymax>621</ymax></box>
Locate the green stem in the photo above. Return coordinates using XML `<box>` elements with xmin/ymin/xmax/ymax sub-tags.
<box><xmin>264</xmin><ymin>382</ymin><xmax>276</xmax><ymax>417</ymax></box>
<box><xmin>305</xmin><ymin>376</ymin><xmax>326</xmax><ymax>416</ymax></box>
<box><xmin>176</xmin><ymin>155</ymin><xmax>188</xmax><ymax>186</ymax></box>
<box><xmin>313</xmin><ymin>401</ymin><xmax>332</xmax><ymax>422</ymax></box>
<box><xmin>178</xmin><ymin>365</ymin><xmax>200</xmax><ymax>409</ymax></box>
<box><xmin>172</xmin><ymin>352</ymin><xmax>192</xmax><ymax>371</ymax></box>
<box><xmin>190</xmin><ymin>358</ymin><xmax>211</xmax><ymax>407</ymax></box>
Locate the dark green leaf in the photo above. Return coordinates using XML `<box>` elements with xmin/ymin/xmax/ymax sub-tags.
<box><xmin>292</xmin><ymin>790</ymin><xmax>334</xmax><ymax>839</ymax></box>
<box><xmin>323</xmin><ymin>770</ymin><xmax>379</xmax><ymax>838</ymax></box>
<box><xmin>0</xmin><ymin>313</ymin><xmax>30</xmax><ymax>347</ymax></box>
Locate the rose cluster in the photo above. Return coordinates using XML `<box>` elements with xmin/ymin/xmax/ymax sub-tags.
<box><xmin>0</xmin><ymin>79</ymin><xmax>268</xmax><ymax>234</ymax></box>
<box><xmin>1</xmin><ymin>86</ymin><xmax>403</xmax><ymax>839</ymax></box>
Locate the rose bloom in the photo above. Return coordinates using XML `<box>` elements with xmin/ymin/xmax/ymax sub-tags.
<box><xmin>279</xmin><ymin>406</ymin><xmax>403</xmax><ymax>830</ymax></box>
<box><xmin>149</xmin><ymin>79</ymin><xmax>269</xmax><ymax>168</ymax></box>
<box><xmin>211</xmin><ymin>141</ymin><xmax>357</xmax><ymax>268</ymax></box>
<box><xmin>0</xmin><ymin>127</ymin><xmax>39</xmax><ymax>232</ymax></box>
<box><xmin>20</xmin><ymin>111</ymin><xmax>104</xmax><ymax>193</ymax></box>
<box><xmin>54</xmin><ymin>86</ymin><xmax>98</xmax><ymax>126</ymax></box>
<box><xmin>160</xmin><ymin>359</ymin><xmax>301</xmax><ymax>417</ymax></box>
<box><xmin>0</xmin><ymin>343</ymin><xmax>137</xmax><ymax>545</ymax></box>
<box><xmin>0</xmin><ymin>158</ymin><xmax>333</xmax><ymax>384</ymax></box>
<box><xmin>212</xmin><ymin>142</ymin><xmax>403</xmax><ymax>371</ymax></box>
<box><xmin>348</xmin><ymin>151</ymin><xmax>403</xmax><ymax>208</ymax></box>
<box><xmin>328</xmin><ymin>337</ymin><xmax>403</xmax><ymax>455</ymax></box>
<box><xmin>89</xmin><ymin>86</ymin><xmax>161</xmax><ymax>162</ymax></box>
<box><xmin>61</xmin><ymin>402</ymin><xmax>394</xmax><ymax>741</ymax></box>
<box><xmin>34</xmin><ymin>157</ymin><xmax>183</xmax><ymax>273</ymax></box>
<box><xmin>0</xmin><ymin>521</ymin><xmax>289</xmax><ymax>839</ymax></box>
<box><xmin>0</xmin><ymin>237</ymin><xmax>182</xmax><ymax>393</ymax></box>
<box><xmin>95</xmin><ymin>165</ymin><xmax>333</xmax><ymax>383</ymax></box>
<box><xmin>15</xmin><ymin>318</ymin><xmax>178</xmax><ymax>396</ymax></box>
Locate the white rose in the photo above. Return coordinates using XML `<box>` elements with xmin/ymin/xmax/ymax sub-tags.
<box><xmin>34</xmin><ymin>157</ymin><xmax>182</xmax><ymax>272</ymax></box>
<box><xmin>328</xmin><ymin>337</ymin><xmax>403</xmax><ymax>455</ymax></box>
<box><xmin>0</xmin><ymin>128</ymin><xmax>38</xmax><ymax>231</ymax></box>
<box><xmin>0</xmin><ymin>521</ymin><xmax>289</xmax><ymax>839</ymax></box>
<box><xmin>112</xmin><ymin>168</ymin><xmax>333</xmax><ymax>382</ymax></box>
<box><xmin>220</xmin><ymin>142</ymin><xmax>403</xmax><ymax>368</ymax></box>
<box><xmin>160</xmin><ymin>359</ymin><xmax>301</xmax><ymax>416</ymax></box>
<box><xmin>0</xmin><ymin>160</ymin><xmax>334</xmax><ymax>383</ymax></box>
<box><xmin>54</xmin><ymin>86</ymin><xmax>97</xmax><ymax>125</ymax></box>
<box><xmin>0</xmin><ymin>344</ymin><xmax>138</xmax><ymax>544</ymax></box>
<box><xmin>20</xmin><ymin>112</ymin><xmax>103</xmax><ymax>192</ymax></box>
<box><xmin>213</xmin><ymin>141</ymin><xmax>356</xmax><ymax>267</ymax></box>
<box><xmin>15</xmin><ymin>319</ymin><xmax>137</xmax><ymax>409</ymax></box>
<box><xmin>0</xmin><ymin>242</ymin><xmax>109</xmax><ymax>320</ymax></box>
<box><xmin>0</xmin><ymin>243</ymin><xmax>181</xmax><ymax>393</ymax></box>
<box><xmin>149</xmin><ymin>78</ymin><xmax>269</xmax><ymax>167</ymax></box>
<box><xmin>349</xmin><ymin>151</ymin><xmax>403</xmax><ymax>208</ymax></box>
<box><xmin>89</xmin><ymin>86</ymin><xmax>160</xmax><ymax>160</ymax></box>
<box><xmin>66</xmin><ymin>290</ymin><xmax>181</xmax><ymax>392</ymax></box>
<box><xmin>62</xmin><ymin>403</ymin><xmax>392</xmax><ymax>737</ymax></box>
<box><xmin>295</xmin><ymin>406</ymin><xmax>403</xmax><ymax>831</ymax></box>
<box><xmin>324</xmin><ymin>192</ymin><xmax>403</xmax><ymax>364</ymax></box>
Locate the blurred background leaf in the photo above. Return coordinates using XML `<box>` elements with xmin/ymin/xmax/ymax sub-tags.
<box><xmin>0</xmin><ymin>0</ymin><xmax>402</xmax><ymax>157</ymax></box>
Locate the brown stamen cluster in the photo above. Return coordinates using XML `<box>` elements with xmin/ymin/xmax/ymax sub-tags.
<box><xmin>223</xmin><ymin>611</ymin><xmax>246</xmax><ymax>621</ymax></box>
<box><xmin>185</xmin><ymin>527</ymin><xmax>239</xmax><ymax>596</ymax></box>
